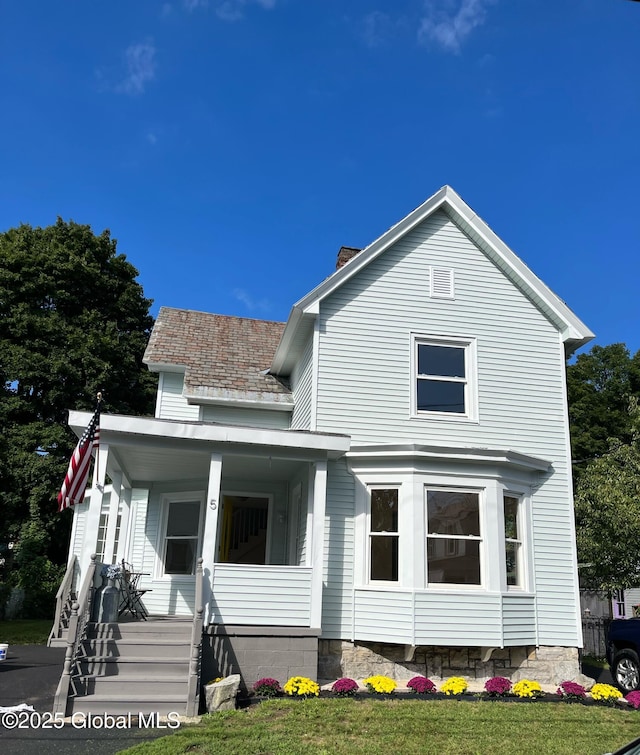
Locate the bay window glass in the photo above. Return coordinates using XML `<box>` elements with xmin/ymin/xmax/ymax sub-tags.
<box><xmin>426</xmin><ymin>489</ymin><xmax>481</xmax><ymax>585</ymax></box>
<box><xmin>504</xmin><ymin>495</ymin><xmax>522</xmax><ymax>587</ymax></box>
<box><xmin>369</xmin><ymin>488</ymin><xmax>399</xmax><ymax>582</ymax></box>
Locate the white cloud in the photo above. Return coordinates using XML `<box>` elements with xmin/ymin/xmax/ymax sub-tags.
<box><xmin>183</xmin><ymin>0</ymin><xmax>208</xmax><ymax>10</ymax></box>
<box><xmin>117</xmin><ymin>42</ymin><xmax>157</xmax><ymax>95</ymax></box>
<box><xmin>233</xmin><ymin>288</ymin><xmax>271</xmax><ymax>313</ymax></box>
<box><xmin>362</xmin><ymin>11</ymin><xmax>392</xmax><ymax>48</ymax></box>
<box><xmin>215</xmin><ymin>0</ymin><xmax>276</xmax><ymax>22</ymax></box>
<box><xmin>418</xmin><ymin>0</ymin><xmax>495</xmax><ymax>53</ymax></box>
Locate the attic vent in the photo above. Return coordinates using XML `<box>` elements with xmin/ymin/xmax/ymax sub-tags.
<box><xmin>430</xmin><ymin>267</ymin><xmax>454</xmax><ymax>299</ymax></box>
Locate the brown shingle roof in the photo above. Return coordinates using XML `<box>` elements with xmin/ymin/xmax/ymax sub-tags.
<box><xmin>144</xmin><ymin>307</ymin><xmax>291</xmax><ymax>403</ymax></box>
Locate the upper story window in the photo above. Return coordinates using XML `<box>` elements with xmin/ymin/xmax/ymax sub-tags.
<box><xmin>412</xmin><ymin>335</ymin><xmax>477</xmax><ymax>420</ymax></box>
<box><xmin>426</xmin><ymin>489</ymin><xmax>482</xmax><ymax>586</ymax></box>
<box><xmin>368</xmin><ymin>487</ymin><xmax>399</xmax><ymax>582</ymax></box>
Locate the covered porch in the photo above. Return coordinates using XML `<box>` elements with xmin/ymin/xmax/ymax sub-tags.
<box><xmin>68</xmin><ymin>410</ymin><xmax>350</xmax><ymax>630</ymax></box>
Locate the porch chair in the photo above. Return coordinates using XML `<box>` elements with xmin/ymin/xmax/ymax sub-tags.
<box><xmin>118</xmin><ymin>560</ymin><xmax>151</xmax><ymax>620</ymax></box>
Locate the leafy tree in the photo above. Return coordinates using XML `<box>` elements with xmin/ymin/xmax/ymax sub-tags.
<box><xmin>574</xmin><ymin>403</ymin><xmax>640</xmax><ymax>591</ymax></box>
<box><xmin>0</xmin><ymin>219</ymin><xmax>156</xmax><ymax>616</ymax></box>
<box><xmin>567</xmin><ymin>343</ymin><xmax>640</xmax><ymax>475</ymax></box>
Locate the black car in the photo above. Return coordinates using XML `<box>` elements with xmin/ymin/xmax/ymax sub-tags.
<box><xmin>606</xmin><ymin>618</ymin><xmax>640</xmax><ymax>692</ymax></box>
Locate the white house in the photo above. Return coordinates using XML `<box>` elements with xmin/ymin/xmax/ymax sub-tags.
<box><xmin>55</xmin><ymin>186</ymin><xmax>594</xmax><ymax>712</ymax></box>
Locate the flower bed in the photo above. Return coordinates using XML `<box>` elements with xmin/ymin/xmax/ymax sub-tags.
<box><xmin>242</xmin><ymin>675</ymin><xmax>634</xmax><ymax>707</ymax></box>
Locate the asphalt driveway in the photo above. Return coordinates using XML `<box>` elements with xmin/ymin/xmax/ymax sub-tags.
<box><xmin>0</xmin><ymin>645</ymin><xmax>171</xmax><ymax>755</ymax></box>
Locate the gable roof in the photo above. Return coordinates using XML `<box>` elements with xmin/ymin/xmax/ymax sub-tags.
<box><xmin>270</xmin><ymin>185</ymin><xmax>594</xmax><ymax>374</ymax></box>
<box><xmin>144</xmin><ymin>307</ymin><xmax>292</xmax><ymax>407</ymax></box>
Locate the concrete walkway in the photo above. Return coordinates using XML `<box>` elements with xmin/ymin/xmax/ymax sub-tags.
<box><xmin>0</xmin><ymin>645</ymin><xmax>172</xmax><ymax>755</ymax></box>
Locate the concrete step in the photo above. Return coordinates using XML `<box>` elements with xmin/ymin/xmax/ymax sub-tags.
<box><xmin>68</xmin><ymin>693</ymin><xmax>188</xmax><ymax>716</ymax></box>
<box><xmin>82</xmin><ymin>638</ymin><xmax>191</xmax><ymax>658</ymax></box>
<box><xmin>78</xmin><ymin>656</ymin><xmax>190</xmax><ymax>677</ymax></box>
<box><xmin>88</xmin><ymin>621</ymin><xmax>192</xmax><ymax>639</ymax></box>
<box><xmin>78</xmin><ymin>675</ymin><xmax>188</xmax><ymax>696</ymax></box>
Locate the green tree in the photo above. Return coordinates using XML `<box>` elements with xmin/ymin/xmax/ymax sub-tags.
<box><xmin>567</xmin><ymin>343</ymin><xmax>640</xmax><ymax>475</ymax></box>
<box><xmin>574</xmin><ymin>404</ymin><xmax>640</xmax><ymax>591</ymax></box>
<box><xmin>0</xmin><ymin>218</ymin><xmax>156</xmax><ymax>616</ymax></box>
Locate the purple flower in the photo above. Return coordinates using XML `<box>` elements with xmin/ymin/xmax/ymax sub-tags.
<box><xmin>484</xmin><ymin>677</ymin><xmax>512</xmax><ymax>696</ymax></box>
<box><xmin>626</xmin><ymin>691</ymin><xmax>640</xmax><ymax>709</ymax></box>
<box><xmin>252</xmin><ymin>677</ymin><xmax>282</xmax><ymax>697</ymax></box>
<box><xmin>332</xmin><ymin>677</ymin><xmax>359</xmax><ymax>696</ymax></box>
<box><xmin>407</xmin><ymin>676</ymin><xmax>436</xmax><ymax>694</ymax></box>
<box><xmin>556</xmin><ymin>680</ymin><xmax>586</xmax><ymax>700</ymax></box>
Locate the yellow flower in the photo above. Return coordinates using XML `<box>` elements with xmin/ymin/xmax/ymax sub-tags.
<box><xmin>440</xmin><ymin>677</ymin><xmax>468</xmax><ymax>695</ymax></box>
<box><xmin>363</xmin><ymin>675</ymin><xmax>397</xmax><ymax>694</ymax></box>
<box><xmin>283</xmin><ymin>676</ymin><xmax>320</xmax><ymax>697</ymax></box>
<box><xmin>590</xmin><ymin>683</ymin><xmax>622</xmax><ymax>702</ymax></box>
<box><xmin>512</xmin><ymin>679</ymin><xmax>542</xmax><ymax>698</ymax></box>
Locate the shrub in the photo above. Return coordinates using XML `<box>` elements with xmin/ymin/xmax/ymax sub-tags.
<box><xmin>363</xmin><ymin>675</ymin><xmax>397</xmax><ymax>694</ymax></box>
<box><xmin>625</xmin><ymin>691</ymin><xmax>640</xmax><ymax>709</ymax></box>
<box><xmin>332</xmin><ymin>678</ymin><xmax>359</xmax><ymax>697</ymax></box>
<box><xmin>484</xmin><ymin>676</ymin><xmax>512</xmax><ymax>696</ymax></box>
<box><xmin>252</xmin><ymin>677</ymin><xmax>282</xmax><ymax>697</ymax></box>
<box><xmin>441</xmin><ymin>677</ymin><xmax>468</xmax><ymax>696</ymax></box>
<box><xmin>284</xmin><ymin>676</ymin><xmax>320</xmax><ymax>697</ymax></box>
<box><xmin>512</xmin><ymin>679</ymin><xmax>543</xmax><ymax>699</ymax></box>
<box><xmin>590</xmin><ymin>683</ymin><xmax>623</xmax><ymax>703</ymax></box>
<box><xmin>407</xmin><ymin>676</ymin><xmax>436</xmax><ymax>694</ymax></box>
<box><xmin>556</xmin><ymin>681</ymin><xmax>586</xmax><ymax>701</ymax></box>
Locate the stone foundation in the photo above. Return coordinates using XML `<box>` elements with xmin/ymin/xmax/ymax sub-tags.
<box><xmin>318</xmin><ymin>640</ymin><xmax>582</xmax><ymax>687</ymax></box>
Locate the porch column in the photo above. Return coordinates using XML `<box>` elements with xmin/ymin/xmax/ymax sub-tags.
<box><xmin>102</xmin><ymin>470</ymin><xmax>122</xmax><ymax>566</ymax></box>
<box><xmin>202</xmin><ymin>452</ymin><xmax>223</xmax><ymax>622</ymax></box>
<box><xmin>309</xmin><ymin>460</ymin><xmax>328</xmax><ymax>629</ymax></box>
<box><xmin>80</xmin><ymin>443</ymin><xmax>109</xmax><ymax>580</ymax></box>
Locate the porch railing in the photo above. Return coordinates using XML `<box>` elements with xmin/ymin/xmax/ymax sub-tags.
<box><xmin>52</xmin><ymin>554</ymin><xmax>97</xmax><ymax>715</ymax></box>
<box><xmin>48</xmin><ymin>554</ymin><xmax>79</xmax><ymax>646</ymax></box>
<box><xmin>186</xmin><ymin>557</ymin><xmax>204</xmax><ymax>717</ymax></box>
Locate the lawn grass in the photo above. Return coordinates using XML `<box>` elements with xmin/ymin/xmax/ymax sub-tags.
<box><xmin>121</xmin><ymin>698</ymin><xmax>640</xmax><ymax>755</ymax></box>
<box><xmin>0</xmin><ymin>619</ymin><xmax>51</xmax><ymax>644</ymax></box>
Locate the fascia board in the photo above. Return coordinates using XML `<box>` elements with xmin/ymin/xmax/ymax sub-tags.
<box><xmin>270</xmin><ymin>305</ymin><xmax>305</xmax><ymax>375</ymax></box>
<box><xmin>443</xmin><ymin>189</ymin><xmax>595</xmax><ymax>346</ymax></box>
<box><xmin>346</xmin><ymin>443</ymin><xmax>551</xmax><ymax>472</ymax></box>
<box><xmin>144</xmin><ymin>362</ymin><xmax>187</xmax><ymax>373</ymax></box>
<box><xmin>68</xmin><ymin>410</ymin><xmax>350</xmax><ymax>456</ymax></box>
<box><xmin>183</xmin><ymin>391</ymin><xmax>293</xmax><ymax>411</ymax></box>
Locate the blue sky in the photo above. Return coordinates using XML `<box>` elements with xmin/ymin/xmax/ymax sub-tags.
<box><xmin>1</xmin><ymin>0</ymin><xmax>639</xmax><ymax>356</ymax></box>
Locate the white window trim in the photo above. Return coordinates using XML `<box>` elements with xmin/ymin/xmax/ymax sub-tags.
<box><xmin>156</xmin><ymin>491</ymin><xmax>205</xmax><ymax>580</ymax></box>
<box><xmin>367</xmin><ymin>485</ymin><xmax>401</xmax><ymax>585</ymax></box>
<box><xmin>425</xmin><ymin>485</ymin><xmax>485</xmax><ymax>590</ymax></box>
<box><xmin>410</xmin><ymin>333</ymin><xmax>478</xmax><ymax>422</ymax></box>
<box><xmin>501</xmin><ymin>487</ymin><xmax>532</xmax><ymax>593</ymax></box>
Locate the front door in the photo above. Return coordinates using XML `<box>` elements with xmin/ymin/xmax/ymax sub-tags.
<box><xmin>218</xmin><ymin>495</ymin><xmax>270</xmax><ymax>564</ymax></box>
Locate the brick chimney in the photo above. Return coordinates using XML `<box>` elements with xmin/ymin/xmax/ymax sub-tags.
<box><xmin>336</xmin><ymin>246</ymin><xmax>362</xmax><ymax>270</ymax></box>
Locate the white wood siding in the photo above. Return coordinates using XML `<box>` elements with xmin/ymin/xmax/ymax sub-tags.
<box><xmin>624</xmin><ymin>589</ymin><xmax>640</xmax><ymax>617</ymax></box>
<box><xmin>202</xmin><ymin>404</ymin><xmax>290</xmax><ymax>430</ymax></box>
<box><xmin>156</xmin><ymin>372</ymin><xmax>200</xmax><ymax>421</ymax></box>
<box><xmin>321</xmin><ymin>460</ymin><xmax>355</xmax><ymax>638</ymax></box>
<box><xmin>316</xmin><ymin>210</ymin><xmax>579</xmax><ymax>647</ymax></box>
<box><xmin>354</xmin><ymin>591</ymin><xmax>414</xmax><ymax>643</ymax></box>
<box><xmin>502</xmin><ymin>594</ymin><xmax>537</xmax><ymax>645</ymax></box>
<box><xmin>211</xmin><ymin>564</ymin><xmax>312</xmax><ymax>626</ymax></box>
<box><xmin>414</xmin><ymin>592</ymin><xmax>502</xmax><ymax>646</ymax></box>
<box><xmin>290</xmin><ymin>336</ymin><xmax>313</xmax><ymax>430</ymax></box>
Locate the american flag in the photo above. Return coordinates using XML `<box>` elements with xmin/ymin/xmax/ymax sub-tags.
<box><xmin>57</xmin><ymin>403</ymin><xmax>101</xmax><ymax>512</ymax></box>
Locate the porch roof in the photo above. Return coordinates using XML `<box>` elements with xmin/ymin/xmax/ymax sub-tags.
<box><xmin>68</xmin><ymin>410</ymin><xmax>350</xmax><ymax>485</ymax></box>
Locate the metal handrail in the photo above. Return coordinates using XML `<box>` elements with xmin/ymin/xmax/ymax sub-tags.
<box><xmin>48</xmin><ymin>555</ymin><xmax>78</xmax><ymax>646</ymax></box>
<box><xmin>52</xmin><ymin>554</ymin><xmax>97</xmax><ymax>715</ymax></box>
<box><xmin>186</xmin><ymin>557</ymin><xmax>204</xmax><ymax>716</ymax></box>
